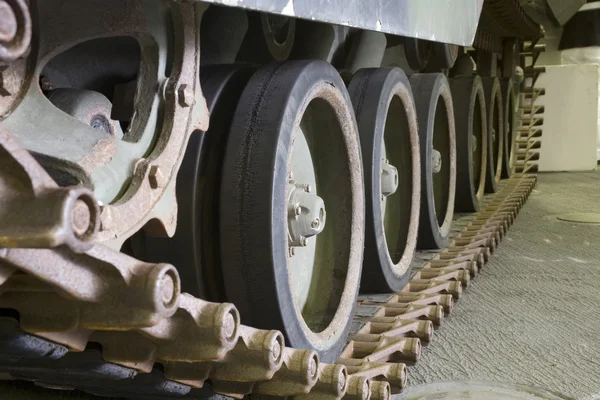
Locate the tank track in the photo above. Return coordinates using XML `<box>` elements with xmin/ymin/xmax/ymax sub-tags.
<box><xmin>0</xmin><ymin>6</ymin><xmax>545</xmax><ymax>400</ymax></box>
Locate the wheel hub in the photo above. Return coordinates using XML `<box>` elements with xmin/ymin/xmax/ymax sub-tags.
<box><xmin>431</xmin><ymin>149</ymin><xmax>442</xmax><ymax>173</ymax></box>
<box><xmin>287</xmin><ymin>181</ymin><xmax>327</xmax><ymax>249</ymax></box>
<box><xmin>380</xmin><ymin>159</ymin><xmax>399</xmax><ymax>198</ymax></box>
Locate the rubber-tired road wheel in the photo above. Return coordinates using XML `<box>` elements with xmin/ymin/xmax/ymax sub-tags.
<box><xmin>451</xmin><ymin>76</ymin><xmax>487</xmax><ymax>212</ymax></box>
<box><xmin>404</xmin><ymin>38</ymin><xmax>432</xmax><ymax>71</ymax></box>
<box><xmin>220</xmin><ymin>60</ymin><xmax>365</xmax><ymax>362</ymax></box>
<box><xmin>427</xmin><ymin>43</ymin><xmax>459</xmax><ymax>70</ymax></box>
<box><xmin>500</xmin><ymin>78</ymin><xmax>516</xmax><ymax>179</ymax></box>
<box><xmin>348</xmin><ymin>67</ymin><xmax>420</xmax><ymax>293</ymax></box>
<box><xmin>410</xmin><ymin>73</ymin><xmax>456</xmax><ymax>250</ymax></box>
<box><xmin>482</xmin><ymin>77</ymin><xmax>504</xmax><ymax>193</ymax></box>
<box><xmin>449</xmin><ymin>53</ymin><xmax>474</xmax><ymax>77</ymax></box>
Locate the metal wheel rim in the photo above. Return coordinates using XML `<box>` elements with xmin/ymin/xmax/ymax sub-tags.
<box><xmin>507</xmin><ymin>88</ymin><xmax>517</xmax><ymax>168</ymax></box>
<box><xmin>432</xmin><ymin>95</ymin><xmax>453</xmax><ymax>229</ymax></box>
<box><xmin>492</xmin><ymin>86</ymin><xmax>504</xmax><ymax>183</ymax></box>
<box><xmin>380</xmin><ymin>85</ymin><xmax>420</xmax><ymax>275</ymax></box>
<box><xmin>286</xmin><ymin>83</ymin><xmax>363</xmax><ymax>343</ymax></box>
<box><xmin>472</xmin><ymin>87</ymin><xmax>487</xmax><ymax>199</ymax></box>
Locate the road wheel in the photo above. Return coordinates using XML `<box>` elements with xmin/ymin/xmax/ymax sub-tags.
<box><xmin>220</xmin><ymin>60</ymin><xmax>365</xmax><ymax>362</ymax></box>
<box><xmin>451</xmin><ymin>76</ymin><xmax>487</xmax><ymax>212</ymax></box>
<box><xmin>501</xmin><ymin>78</ymin><xmax>516</xmax><ymax>178</ymax></box>
<box><xmin>405</xmin><ymin>38</ymin><xmax>432</xmax><ymax>71</ymax></box>
<box><xmin>410</xmin><ymin>73</ymin><xmax>456</xmax><ymax>250</ymax></box>
<box><xmin>482</xmin><ymin>77</ymin><xmax>503</xmax><ymax>193</ymax></box>
<box><xmin>348</xmin><ymin>67</ymin><xmax>420</xmax><ymax>293</ymax></box>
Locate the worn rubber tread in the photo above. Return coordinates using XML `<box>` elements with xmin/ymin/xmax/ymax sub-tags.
<box><xmin>348</xmin><ymin>67</ymin><xmax>420</xmax><ymax>293</ymax></box>
<box><xmin>450</xmin><ymin>76</ymin><xmax>487</xmax><ymax>213</ymax></box>
<box><xmin>219</xmin><ymin>60</ymin><xmax>364</xmax><ymax>362</ymax></box>
<box><xmin>410</xmin><ymin>73</ymin><xmax>456</xmax><ymax>250</ymax></box>
<box><xmin>482</xmin><ymin>77</ymin><xmax>503</xmax><ymax>193</ymax></box>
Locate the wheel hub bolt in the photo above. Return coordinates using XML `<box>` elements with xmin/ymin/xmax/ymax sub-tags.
<box><xmin>71</xmin><ymin>199</ymin><xmax>92</xmax><ymax>238</ymax></box>
<box><xmin>431</xmin><ymin>149</ymin><xmax>442</xmax><ymax>173</ymax></box>
<box><xmin>287</xmin><ymin>183</ymin><xmax>326</xmax><ymax>249</ymax></box>
<box><xmin>380</xmin><ymin>160</ymin><xmax>399</xmax><ymax>198</ymax></box>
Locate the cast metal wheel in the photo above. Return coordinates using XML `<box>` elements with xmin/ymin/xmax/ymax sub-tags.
<box><xmin>2</xmin><ymin>0</ymin><xmax>210</xmax><ymax>247</ymax></box>
<box><xmin>501</xmin><ymin>78</ymin><xmax>516</xmax><ymax>179</ymax></box>
<box><xmin>219</xmin><ymin>60</ymin><xmax>364</xmax><ymax>362</ymax></box>
<box><xmin>410</xmin><ymin>73</ymin><xmax>456</xmax><ymax>250</ymax></box>
<box><xmin>133</xmin><ymin>65</ymin><xmax>256</xmax><ymax>302</ymax></box>
<box><xmin>451</xmin><ymin>76</ymin><xmax>487</xmax><ymax>212</ymax></box>
<box><xmin>482</xmin><ymin>77</ymin><xmax>504</xmax><ymax>193</ymax></box>
<box><xmin>348</xmin><ymin>67</ymin><xmax>420</xmax><ymax>293</ymax></box>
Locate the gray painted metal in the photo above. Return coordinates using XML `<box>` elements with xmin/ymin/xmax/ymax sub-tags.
<box><xmin>196</xmin><ymin>0</ymin><xmax>484</xmax><ymax>46</ymax></box>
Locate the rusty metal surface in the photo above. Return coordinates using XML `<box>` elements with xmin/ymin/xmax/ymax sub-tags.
<box><xmin>0</xmin><ymin>127</ymin><xmax>99</xmax><ymax>252</ymax></box>
<box><xmin>0</xmin><ymin>0</ymin><xmax>31</xmax><ymax>63</ymax></box>
<box><xmin>3</xmin><ymin>0</ymin><xmax>211</xmax><ymax>248</ymax></box>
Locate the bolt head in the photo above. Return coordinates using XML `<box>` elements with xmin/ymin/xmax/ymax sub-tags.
<box><xmin>40</xmin><ymin>76</ymin><xmax>52</xmax><ymax>91</ymax></box>
<box><xmin>177</xmin><ymin>84</ymin><xmax>192</xmax><ymax>108</ymax></box>
<box><xmin>294</xmin><ymin>204</ymin><xmax>302</xmax><ymax>217</ymax></box>
<box><xmin>311</xmin><ymin>218</ymin><xmax>320</xmax><ymax>229</ymax></box>
<box><xmin>300</xmin><ymin>236</ymin><xmax>307</xmax><ymax>246</ymax></box>
<box><xmin>289</xmin><ymin>247</ymin><xmax>295</xmax><ymax>257</ymax></box>
<box><xmin>304</xmin><ymin>184</ymin><xmax>311</xmax><ymax>193</ymax></box>
<box><xmin>71</xmin><ymin>199</ymin><xmax>92</xmax><ymax>239</ymax></box>
<box><xmin>149</xmin><ymin>165</ymin><xmax>165</xmax><ymax>189</ymax></box>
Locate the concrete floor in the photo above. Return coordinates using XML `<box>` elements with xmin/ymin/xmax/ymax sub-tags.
<box><xmin>2</xmin><ymin>171</ymin><xmax>600</xmax><ymax>399</ymax></box>
<box><xmin>404</xmin><ymin>171</ymin><xmax>600</xmax><ymax>399</ymax></box>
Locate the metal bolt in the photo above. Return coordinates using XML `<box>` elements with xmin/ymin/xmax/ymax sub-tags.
<box><xmin>308</xmin><ymin>356</ymin><xmax>318</xmax><ymax>378</ymax></box>
<box><xmin>294</xmin><ymin>204</ymin><xmax>302</xmax><ymax>217</ymax></box>
<box><xmin>288</xmin><ymin>247</ymin><xmax>295</xmax><ymax>257</ymax></box>
<box><xmin>71</xmin><ymin>199</ymin><xmax>91</xmax><ymax>238</ymax></box>
<box><xmin>338</xmin><ymin>369</ymin><xmax>347</xmax><ymax>390</ymax></box>
<box><xmin>304</xmin><ymin>184</ymin><xmax>311</xmax><ymax>193</ymax></box>
<box><xmin>149</xmin><ymin>165</ymin><xmax>165</xmax><ymax>189</ymax></box>
<box><xmin>311</xmin><ymin>218</ymin><xmax>320</xmax><ymax>229</ymax></box>
<box><xmin>40</xmin><ymin>76</ymin><xmax>52</xmax><ymax>91</ymax></box>
<box><xmin>223</xmin><ymin>311</ymin><xmax>236</xmax><ymax>339</ymax></box>
<box><xmin>0</xmin><ymin>1</ymin><xmax>17</xmax><ymax>43</ymax></box>
<box><xmin>160</xmin><ymin>272</ymin><xmax>175</xmax><ymax>306</ymax></box>
<box><xmin>177</xmin><ymin>84</ymin><xmax>191</xmax><ymax>108</ymax></box>
<box><xmin>300</xmin><ymin>236</ymin><xmax>307</xmax><ymax>246</ymax></box>
<box><xmin>272</xmin><ymin>336</ymin><xmax>282</xmax><ymax>361</ymax></box>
